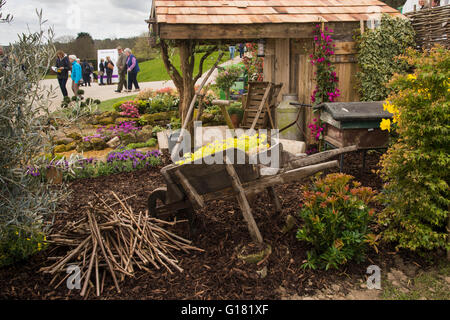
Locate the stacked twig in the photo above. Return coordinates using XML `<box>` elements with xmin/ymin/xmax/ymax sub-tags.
<box><xmin>40</xmin><ymin>191</ymin><xmax>203</xmax><ymax>298</ymax></box>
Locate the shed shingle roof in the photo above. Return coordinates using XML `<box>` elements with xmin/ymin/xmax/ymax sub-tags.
<box><xmin>153</xmin><ymin>0</ymin><xmax>402</xmax><ymax>24</ymax></box>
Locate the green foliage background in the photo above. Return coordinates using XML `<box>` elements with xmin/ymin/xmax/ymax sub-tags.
<box><xmin>356</xmin><ymin>14</ymin><xmax>415</xmax><ymax>101</ymax></box>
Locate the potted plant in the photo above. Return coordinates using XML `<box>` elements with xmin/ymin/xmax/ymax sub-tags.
<box><xmin>227</xmin><ymin>103</ymin><xmax>244</xmax><ymax>128</ymax></box>
<box><xmin>215</xmin><ymin>64</ymin><xmax>244</xmax><ymax>100</ymax></box>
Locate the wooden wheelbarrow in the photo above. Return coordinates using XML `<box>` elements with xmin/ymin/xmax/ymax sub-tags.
<box><xmin>148</xmin><ymin>144</ymin><xmax>357</xmax><ymax>243</ymax></box>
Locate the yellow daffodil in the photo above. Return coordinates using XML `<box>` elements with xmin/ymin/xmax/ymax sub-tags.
<box><xmin>380</xmin><ymin>118</ymin><xmax>391</xmax><ymax>132</ymax></box>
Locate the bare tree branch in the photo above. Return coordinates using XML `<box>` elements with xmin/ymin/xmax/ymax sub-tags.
<box><xmin>159</xmin><ymin>39</ymin><xmax>183</xmax><ymax>89</ymax></box>
<box><xmin>0</xmin><ymin>0</ymin><xmax>13</xmax><ymax>23</ymax></box>
<box><xmin>194</xmin><ymin>45</ymin><xmax>218</xmax><ymax>84</ymax></box>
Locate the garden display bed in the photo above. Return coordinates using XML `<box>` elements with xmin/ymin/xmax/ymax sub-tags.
<box><xmin>0</xmin><ymin>151</ymin><xmax>435</xmax><ymax>300</ymax></box>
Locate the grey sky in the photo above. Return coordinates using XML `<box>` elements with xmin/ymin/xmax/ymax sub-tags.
<box><xmin>0</xmin><ymin>0</ymin><xmax>153</xmax><ymax>45</ymax></box>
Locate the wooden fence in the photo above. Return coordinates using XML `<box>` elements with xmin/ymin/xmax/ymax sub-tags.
<box><xmin>405</xmin><ymin>5</ymin><xmax>450</xmax><ymax>49</ymax></box>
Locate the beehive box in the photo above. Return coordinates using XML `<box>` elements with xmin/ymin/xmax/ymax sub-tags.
<box><xmin>319</xmin><ymin>101</ymin><xmax>393</xmax><ymax>149</ymax></box>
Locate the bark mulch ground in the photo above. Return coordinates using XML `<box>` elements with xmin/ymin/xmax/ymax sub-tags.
<box><xmin>0</xmin><ymin>150</ymin><xmax>437</xmax><ymax>300</ymax></box>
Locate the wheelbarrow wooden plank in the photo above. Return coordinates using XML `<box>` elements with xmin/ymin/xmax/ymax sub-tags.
<box><xmin>174</xmin><ymin>169</ymin><xmax>205</xmax><ymax>208</ymax></box>
<box><xmin>284</xmin><ymin>145</ymin><xmax>357</xmax><ymax>171</ymax></box>
<box><xmin>202</xmin><ymin>160</ymin><xmax>339</xmax><ymax>203</ymax></box>
<box><xmin>225</xmin><ymin>158</ymin><xmax>264</xmax><ymax>244</ymax></box>
<box><xmin>164</xmin><ymin>148</ymin><xmax>260</xmax><ymax>196</ymax></box>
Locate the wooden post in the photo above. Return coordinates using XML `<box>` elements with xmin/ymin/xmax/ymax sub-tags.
<box><xmin>212</xmin><ymin>99</ymin><xmax>235</xmax><ymax>130</ymax></box>
<box><xmin>360</xmin><ymin>20</ymin><xmax>365</xmax><ymax>34</ymax></box>
<box><xmin>267</xmin><ymin>186</ymin><xmax>282</xmax><ymax>213</ymax></box>
<box><xmin>174</xmin><ymin>170</ymin><xmax>205</xmax><ymax>208</ymax></box>
<box><xmin>225</xmin><ymin>157</ymin><xmax>263</xmax><ymax>244</ymax></box>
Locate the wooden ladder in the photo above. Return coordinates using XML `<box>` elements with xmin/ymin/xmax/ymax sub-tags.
<box><xmin>241</xmin><ymin>82</ymin><xmax>283</xmax><ymax>130</ymax></box>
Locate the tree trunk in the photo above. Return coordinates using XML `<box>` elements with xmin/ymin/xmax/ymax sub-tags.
<box><xmin>160</xmin><ymin>39</ymin><xmax>218</xmax><ymax>137</ymax></box>
<box><xmin>178</xmin><ymin>41</ymin><xmax>196</xmax><ymax>138</ymax></box>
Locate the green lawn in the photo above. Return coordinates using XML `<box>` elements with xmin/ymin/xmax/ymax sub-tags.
<box><xmin>98</xmin><ymin>94</ymin><xmax>137</xmax><ymax>112</ymax></box>
<box><xmin>137</xmin><ymin>51</ymin><xmax>229</xmax><ymax>82</ymax></box>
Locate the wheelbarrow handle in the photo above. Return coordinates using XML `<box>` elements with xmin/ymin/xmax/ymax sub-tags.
<box><xmin>289</xmin><ymin>102</ymin><xmax>313</xmax><ymax>108</ymax></box>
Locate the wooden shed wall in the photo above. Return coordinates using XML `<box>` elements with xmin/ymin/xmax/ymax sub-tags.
<box><xmin>263</xmin><ymin>37</ymin><xmax>360</xmax><ymax>144</ymax></box>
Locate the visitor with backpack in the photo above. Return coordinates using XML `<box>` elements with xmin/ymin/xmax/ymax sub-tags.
<box><xmin>105</xmin><ymin>56</ymin><xmax>114</xmax><ymax>85</ymax></box>
<box><xmin>124</xmin><ymin>48</ymin><xmax>140</xmax><ymax>92</ymax></box>
<box><xmin>81</xmin><ymin>60</ymin><xmax>92</xmax><ymax>87</ymax></box>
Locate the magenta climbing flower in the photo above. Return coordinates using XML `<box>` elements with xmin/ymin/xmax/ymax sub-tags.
<box><xmin>309</xmin><ymin>26</ymin><xmax>340</xmax><ymax>105</ymax></box>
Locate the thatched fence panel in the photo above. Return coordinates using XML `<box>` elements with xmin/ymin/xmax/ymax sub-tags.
<box><xmin>406</xmin><ymin>5</ymin><xmax>450</xmax><ymax>49</ymax></box>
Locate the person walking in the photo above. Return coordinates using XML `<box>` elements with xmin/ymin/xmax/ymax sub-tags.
<box><xmin>238</xmin><ymin>43</ymin><xmax>245</xmax><ymax>59</ymax></box>
<box><xmin>98</xmin><ymin>58</ymin><xmax>105</xmax><ymax>85</ymax></box>
<box><xmin>55</xmin><ymin>50</ymin><xmax>70</xmax><ymax>97</ymax></box>
<box><xmin>69</xmin><ymin>55</ymin><xmax>82</xmax><ymax>97</ymax></box>
<box><xmin>124</xmin><ymin>48</ymin><xmax>140</xmax><ymax>92</ymax></box>
<box><xmin>229</xmin><ymin>44</ymin><xmax>235</xmax><ymax>60</ymax></box>
<box><xmin>81</xmin><ymin>59</ymin><xmax>92</xmax><ymax>86</ymax></box>
<box><xmin>115</xmin><ymin>46</ymin><xmax>127</xmax><ymax>93</ymax></box>
<box><xmin>105</xmin><ymin>56</ymin><xmax>114</xmax><ymax>85</ymax></box>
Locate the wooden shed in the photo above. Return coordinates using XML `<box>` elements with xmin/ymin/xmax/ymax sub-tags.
<box><xmin>148</xmin><ymin>0</ymin><xmax>402</xmax><ymax>138</ymax></box>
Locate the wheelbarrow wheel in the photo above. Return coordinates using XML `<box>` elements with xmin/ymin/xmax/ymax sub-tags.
<box><xmin>147</xmin><ymin>187</ymin><xmax>167</xmax><ymax>218</ymax></box>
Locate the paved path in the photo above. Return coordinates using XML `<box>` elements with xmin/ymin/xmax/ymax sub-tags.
<box><xmin>41</xmin><ymin>57</ymin><xmax>242</xmax><ymax>112</ymax></box>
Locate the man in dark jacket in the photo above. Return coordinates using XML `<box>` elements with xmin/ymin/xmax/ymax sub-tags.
<box><xmin>81</xmin><ymin>60</ymin><xmax>92</xmax><ymax>86</ymax></box>
<box><xmin>98</xmin><ymin>58</ymin><xmax>105</xmax><ymax>85</ymax></box>
<box><xmin>55</xmin><ymin>50</ymin><xmax>70</xmax><ymax>97</ymax></box>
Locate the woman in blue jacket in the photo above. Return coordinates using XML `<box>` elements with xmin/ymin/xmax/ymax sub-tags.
<box><xmin>124</xmin><ymin>48</ymin><xmax>140</xmax><ymax>92</ymax></box>
<box><xmin>69</xmin><ymin>55</ymin><xmax>82</xmax><ymax>97</ymax></box>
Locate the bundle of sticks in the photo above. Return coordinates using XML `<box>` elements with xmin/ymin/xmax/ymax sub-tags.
<box><xmin>40</xmin><ymin>191</ymin><xmax>203</xmax><ymax>298</ymax></box>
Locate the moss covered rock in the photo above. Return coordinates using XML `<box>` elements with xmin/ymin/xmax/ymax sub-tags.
<box><xmin>67</xmin><ymin>132</ymin><xmax>82</xmax><ymax>141</ymax></box>
<box><xmin>54</xmin><ymin>144</ymin><xmax>67</xmax><ymax>153</ymax></box>
<box><xmin>139</xmin><ymin>111</ymin><xmax>178</xmax><ymax>126</ymax></box>
<box><xmin>65</xmin><ymin>141</ymin><xmax>77</xmax><ymax>151</ymax></box>
<box><xmin>136</xmin><ymin>125</ymin><xmax>154</xmax><ymax>142</ymax></box>
<box><xmin>55</xmin><ymin>137</ymin><xmax>73</xmax><ymax>145</ymax></box>
<box><xmin>76</xmin><ymin>141</ymin><xmax>93</xmax><ymax>152</ymax></box>
<box><xmin>115</xmin><ymin>117</ymin><xmax>136</xmax><ymax>125</ymax></box>
<box><xmin>98</xmin><ymin>117</ymin><xmax>115</xmax><ymax>126</ymax></box>
<box><xmin>90</xmin><ymin>137</ymin><xmax>108</xmax><ymax>150</ymax></box>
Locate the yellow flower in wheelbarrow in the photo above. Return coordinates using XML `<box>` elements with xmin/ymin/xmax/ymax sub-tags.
<box><xmin>175</xmin><ymin>133</ymin><xmax>269</xmax><ymax>165</ymax></box>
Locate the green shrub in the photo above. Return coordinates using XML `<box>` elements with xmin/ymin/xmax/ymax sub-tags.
<box><xmin>169</xmin><ymin>117</ymin><xmax>181</xmax><ymax>130</ymax></box>
<box><xmin>356</xmin><ymin>14</ymin><xmax>415</xmax><ymax>101</ymax></box>
<box><xmin>0</xmin><ymin>226</ymin><xmax>48</xmax><ymax>267</ymax></box>
<box><xmin>0</xmin><ymin>13</ymin><xmax>64</xmax><ymax>267</ymax></box>
<box><xmin>296</xmin><ymin>173</ymin><xmax>378</xmax><ymax>270</ymax></box>
<box><xmin>113</xmin><ymin>101</ymin><xmax>126</xmax><ymax>112</ymax></box>
<box><xmin>378</xmin><ymin>46</ymin><xmax>450</xmax><ymax>252</ymax></box>
<box><xmin>152</xmin><ymin>125</ymin><xmax>164</xmax><ymax>136</ymax></box>
<box><xmin>124</xmin><ymin>138</ymin><xmax>157</xmax><ymax>150</ymax></box>
<box><xmin>147</xmin><ymin>94</ymin><xmax>179</xmax><ymax>114</ymax></box>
